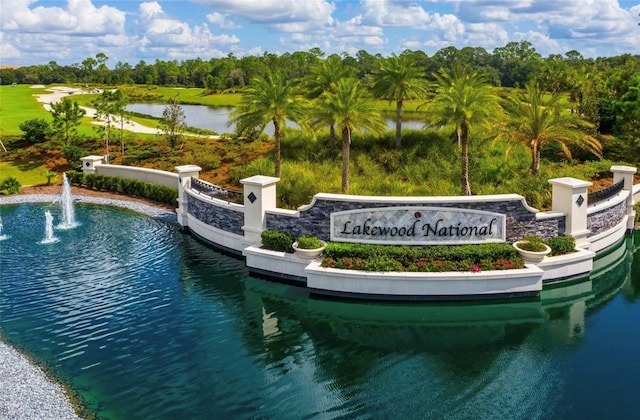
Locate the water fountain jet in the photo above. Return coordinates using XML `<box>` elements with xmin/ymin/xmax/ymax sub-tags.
<box><xmin>40</xmin><ymin>210</ymin><xmax>59</xmax><ymax>244</ymax></box>
<box><xmin>57</xmin><ymin>173</ymin><xmax>78</xmax><ymax>229</ymax></box>
<box><xmin>0</xmin><ymin>215</ymin><xmax>9</xmax><ymax>241</ymax></box>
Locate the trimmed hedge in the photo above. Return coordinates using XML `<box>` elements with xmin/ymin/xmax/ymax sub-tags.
<box><xmin>545</xmin><ymin>235</ymin><xmax>576</xmax><ymax>256</ymax></box>
<box><xmin>66</xmin><ymin>172</ymin><xmax>178</xmax><ymax>206</ymax></box>
<box><xmin>261</xmin><ymin>229</ymin><xmax>295</xmax><ymax>253</ymax></box>
<box><xmin>322</xmin><ymin>242</ymin><xmax>524</xmax><ymax>272</ymax></box>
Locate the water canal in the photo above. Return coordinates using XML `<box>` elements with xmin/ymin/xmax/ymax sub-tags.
<box><xmin>1</xmin><ymin>202</ymin><xmax>639</xmax><ymax>418</ymax></box>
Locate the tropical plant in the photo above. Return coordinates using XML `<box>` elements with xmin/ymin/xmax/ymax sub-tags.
<box><xmin>229</xmin><ymin>70</ymin><xmax>307</xmax><ymax>177</ymax></box>
<box><xmin>302</xmin><ymin>55</ymin><xmax>353</xmax><ymax>149</ymax></box>
<box><xmin>515</xmin><ymin>235</ymin><xmax>548</xmax><ymax>252</ymax></box>
<box><xmin>498</xmin><ymin>81</ymin><xmax>603</xmax><ymax>174</ymax></box>
<box><xmin>371</xmin><ymin>52</ymin><xmax>428</xmax><ymax>149</ymax></box>
<box><xmin>50</xmin><ymin>97</ymin><xmax>86</xmax><ymax>146</ymax></box>
<box><xmin>0</xmin><ymin>177</ymin><xmax>21</xmax><ymax>194</ymax></box>
<box><xmin>314</xmin><ymin>78</ymin><xmax>386</xmax><ymax>193</ymax></box>
<box><xmin>423</xmin><ymin>66</ymin><xmax>502</xmax><ymax>195</ymax></box>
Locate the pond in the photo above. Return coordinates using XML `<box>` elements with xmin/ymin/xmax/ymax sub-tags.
<box><xmin>126</xmin><ymin>103</ymin><xmax>425</xmax><ymax>135</ymax></box>
<box><xmin>1</xmin><ymin>202</ymin><xmax>639</xmax><ymax>419</ymax></box>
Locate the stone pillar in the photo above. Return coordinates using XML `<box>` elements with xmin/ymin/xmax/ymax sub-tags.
<box><xmin>611</xmin><ymin>165</ymin><xmax>637</xmax><ymax>231</ymax></box>
<box><xmin>240</xmin><ymin>175</ymin><xmax>280</xmax><ymax>244</ymax></box>
<box><xmin>81</xmin><ymin>156</ymin><xmax>104</xmax><ymax>174</ymax></box>
<box><xmin>549</xmin><ymin>177</ymin><xmax>593</xmax><ymax>249</ymax></box>
<box><xmin>175</xmin><ymin>165</ymin><xmax>202</xmax><ymax>227</ymax></box>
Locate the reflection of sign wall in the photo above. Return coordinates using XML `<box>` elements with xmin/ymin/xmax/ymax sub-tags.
<box><xmin>331</xmin><ymin>207</ymin><xmax>506</xmax><ymax>245</ymax></box>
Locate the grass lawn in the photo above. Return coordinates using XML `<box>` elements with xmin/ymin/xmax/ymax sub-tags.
<box><xmin>0</xmin><ymin>85</ymin><xmax>53</xmax><ymax>135</ymax></box>
<box><xmin>0</xmin><ymin>160</ymin><xmax>50</xmax><ymax>186</ymax></box>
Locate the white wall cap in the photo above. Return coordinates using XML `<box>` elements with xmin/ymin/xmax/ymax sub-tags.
<box><xmin>548</xmin><ymin>177</ymin><xmax>592</xmax><ymax>188</ymax></box>
<box><xmin>298</xmin><ymin>192</ymin><xmax>540</xmax><ymax>213</ymax></box>
<box><xmin>610</xmin><ymin>165</ymin><xmax>637</xmax><ymax>174</ymax></box>
<box><xmin>240</xmin><ymin>175</ymin><xmax>280</xmax><ymax>186</ymax></box>
<box><xmin>175</xmin><ymin>165</ymin><xmax>202</xmax><ymax>173</ymax></box>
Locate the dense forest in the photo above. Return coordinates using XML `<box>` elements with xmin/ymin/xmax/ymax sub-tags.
<box><xmin>2</xmin><ymin>41</ymin><xmax>639</xmax><ymax>138</ymax></box>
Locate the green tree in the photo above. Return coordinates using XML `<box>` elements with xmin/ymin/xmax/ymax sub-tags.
<box><xmin>615</xmin><ymin>73</ymin><xmax>640</xmax><ymax>161</ymax></box>
<box><xmin>160</xmin><ymin>94</ymin><xmax>187</xmax><ymax>149</ymax></box>
<box><xmin>424</xmin><ymin>66</ymin><xmax>502</xmax><ymax>195</ymax></box>
<box><xmin>50</xmin><ymin>98</ymin><xmax>86</xmax><ymax>146</ymax></box>
<box><xmin>19</xmin><ymin>118</ymin><xmax>50</xmax><ymax>144</ymax></box>
<box><xmin>315</xmin><ymin>78</ymin><xmax>386</xmax><ymax>193</ymax></box>
<box><xmin>229</xmin><ymin>70</ymin><xmax>307</xmax><ymax>177</ymax></box>
<box><xmin>371</xmin><ymin>53</ymin><xmax>428</xmax><ymax>149</ymax></box>
<box><xmin>499</xmin><ymin>81</ymin><xmax>602</xmax><ymax>174</ymax></box>
<box><xmin>302</xmin><ymin>55</ymin><xmax>353</xmax><ymax>149</ymax></box>
<box><xmin>93</xmin><ymin>90</ymin><xmax>131</xmax><ymax>159</ymax></box>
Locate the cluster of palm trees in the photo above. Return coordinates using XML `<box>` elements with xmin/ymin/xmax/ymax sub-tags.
<box><xmin>230</xmin><ymin>55</ymin><xmax>601</xmax><ymax>195</ymax></box>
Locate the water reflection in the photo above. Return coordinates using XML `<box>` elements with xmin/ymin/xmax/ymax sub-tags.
<box><xmin>1</xmin><ymin>203</ymin><xmax>638</xmax><ymax>419</ymax></box>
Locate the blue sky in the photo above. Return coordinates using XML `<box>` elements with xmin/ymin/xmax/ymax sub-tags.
<box><xmin>1</xmin><ymin>0</ymin><xmax>639</xmax><ymax>67</ymax></box>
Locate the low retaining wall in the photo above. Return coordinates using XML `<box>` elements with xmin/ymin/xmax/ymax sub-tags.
<box><xmin>96</xmin><ymin>165</ymin><xmax>178</xmax><ymax>189</ymax></box>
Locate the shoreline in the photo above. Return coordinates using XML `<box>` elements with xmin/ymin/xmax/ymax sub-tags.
<box><xmin>0</xmin><ymin>188</ymin><xmax>177</xmax><ymax>419</ymax></box>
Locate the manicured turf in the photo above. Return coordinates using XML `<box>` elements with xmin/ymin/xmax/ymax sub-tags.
<box><xmin>0</xmin><ymin>85</ymin><xmax>53</xmax><ymax>135</ymax></box>
<box><xmin>0</xmin><ymin>161</ymin><xmax>49</xmax><ymax>186</ymax></box>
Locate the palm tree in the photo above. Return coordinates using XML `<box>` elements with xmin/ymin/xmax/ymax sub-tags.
<box><xmin>423</xmin><ymin>66</ymin><xmax>502</xmax><ymax>196</ymax></box>
<box><xmin>302</xmin><ymin>55</ymin><xmax>352</xmax><ymax>149</ymax></box>
<box><xmin>229</xmin><ymin>70</ymin><xmax>306</xmax><ymax>177</ymax></box>
<box><xmin>371</xmin><ymin>53</ymin><xmax>428</xmax><ymax>149</ymax></box>
<box><xmin>315</xmin><ymin>78</ymin><xmax>386</xmax><ymax>193</ymax></box>
<box><xmin>500</xmin><ymin>81</ymin><xmax>602</xmax><ymax>174</ymax></box>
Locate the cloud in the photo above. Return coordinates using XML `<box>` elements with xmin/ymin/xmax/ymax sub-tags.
<box><xmin>194</xmin><ymin>0</ymin><xmax>335</xmax><ymax>31</ymax></box>
<box><xmin>1</xmin><ymin>0</ymin><xmax>125</xmax><ymax>35</ymax></box>
<box><xmin>206</xmin><ymin>12</ymin><xmax>239</xmax><ymax>29</ymax></box>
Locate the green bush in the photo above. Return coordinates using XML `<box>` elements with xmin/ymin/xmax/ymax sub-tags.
<box><xmin>261</xmin><ymin>230</ymin><xmax>295</xmax><ymax>253</ymax></box>
<box><xmin>75</xmin><ymin>174</ymin><xmax>178</xmax><ymax>205</ymax></box>
<box><xmin>19</xmin><ymin>118</ymin><xmax>50</xmax><ymax>144</ymax></box>
<box><xmin>296</xmin><ymin>235</ymin><xmax>323</xmax><ymax>249</ymax></box>
<box><xmin>545</xmin><ymin>236</ymin><xmax>576</xmax><ymax>256</ymax></box>
<box><xmin>635</xmin><ymin>202</ymin><xmax>640</xmax><ymax>224</ymax></box>
<box><xmin>321</xmin><ymin>242</ymin><xmax>523</xmax><ymax>272</ymax></box>
<box><xmin>515</xmin><ymin>236</ymin><xmax>548</xmax><ymax>252</ymax></box>
<box><xmin>0</xmin><ymin>177</ymin><xmax>21</xmax><ymax>194</ymax></box>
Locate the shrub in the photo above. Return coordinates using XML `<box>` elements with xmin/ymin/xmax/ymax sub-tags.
<box><xmin>0</xmin><ymin>177</ymin><xmax>21</xmax><ymax>194</ymax></box>
<box><xmin>261</xmin><ymin>230</ymin><xmax>295</xmax><ymax>253</ymax></box>
<box><xmin>61</xmin><ymin>145</ymin><xmax>86</xmax><ymax>167</ymax></box>
<box><xmin>322</xmin><ymin>242</ymin><xmax>523</xmax><ymax>272</ymax></box>
<box><xmin>76</xmin><ymin>174</ymin><xmax>178</xmax><ymax>205</ymax></box>
<box><xmin>296</xmin><ymin>235</ymin><xmax>323</xmax><ymax>249</ymax></box>
<box><xmin>515</xmin><ymin>236</ymin><xmax>548</xmax><ymax>252</ymax></box>
<box><xmin>545</xmin><ymin>236</ymin><xmax>576</xmax><ymax>256</ymax></box>
<box><xmin>19</xmin><ymin>118</ymin><xmax>50</xmax><ymax>144</ymax></box>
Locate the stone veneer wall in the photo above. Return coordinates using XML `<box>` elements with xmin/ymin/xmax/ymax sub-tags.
<box><xmin>187</xmin><ymin>194</ymin><xmax>244</xmax><ymax>235</ymax></box>
<box><xmin>266</xmin><ymin>198</ymin><xmax>564</xmax><ymax>243</ymax></box>
<box><xmin>587</xmin><ymin>201</ymin><xmax>627</xmax><ymax>236</ymax></box>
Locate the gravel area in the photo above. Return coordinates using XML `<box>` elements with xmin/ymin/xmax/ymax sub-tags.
<box><xmin>0</xmin><ymin>191</ymin><xmax>177</xmax><ymax>419</ymax></box>
<box><xmin>0</xmin><ymin>342</ymin><xmax>82</xmax><ymax>420</ymax></box>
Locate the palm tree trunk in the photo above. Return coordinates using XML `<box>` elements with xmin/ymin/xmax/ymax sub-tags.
<box><xmin>341</xmin><ymin>126</ymin><xmax>351</xmax><ymax>193</ymax></box>
<box><xmin>329</xmin><ymin>124</ymin><xmax>337</xmax><ymax>150</ymax></box>
<box><xmin>395</xmin><ymin>100</ymin><xmax>403</xmax><ymax>149</ymax></box>
<box><xmin>530</xmin><ymin>142</ymin><xmax>541</xmax><ymax>175</ymax></box>
<box><xmin>273</xmin><ymin>119</ymin><xmax>281</xmax><ymax>178</ymax></box>
<box><xmin>460</xmin><ymin>122</ymin><xmax>471</xmax><ymax>196</ymax></box>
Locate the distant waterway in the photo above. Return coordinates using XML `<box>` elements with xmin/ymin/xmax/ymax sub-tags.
<box><xmin>126</xmin><ymin>103</ymin><xmax>425</xmax><ymax>135</ymax></box>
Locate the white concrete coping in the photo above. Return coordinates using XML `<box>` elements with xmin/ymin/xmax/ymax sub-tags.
<box><xmin>611</xmin><ymin>165</ymin><xmax>637</xmax><ymax>174</ymax></box>
<box><xmin>299</xmin><ymin>192</ymin><xmax>540</xmax><ymax>213</ymax></box>
<box><xmin>548</xmin><ymin>177</ymin><xmax>593</xmax><ymax>188</ymax></box>
<box><xmin>536</xmin><ymin>210</ymin><xmax>566</xmax><ymax>220</ymax></box>
<box><xmin>186</xmin><ymin>188</ymin><xmax>244</xmax><ymax>211</ymax></box>
<box><xmin>240</xmin><ymin>175</ymin><xmax>280</xmax><ymax>187</ymax></box>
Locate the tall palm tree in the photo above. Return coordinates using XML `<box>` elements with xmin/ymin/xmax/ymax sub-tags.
<box><xmin>315</xmin><ymin>78</ymin><xmax>386</xmax><ymax>193</ymax></box>
<box><xmin>500</xmin><ymin>81</ymin><xmax>602</xmax><ymax>174</ymax></box>
<box><xmin>371</xmin><ymin>53</ymin><xmax>428</xmax><ymax>149</ymax></box>
<box><xmin>302</xmin><ymin>55</ymin><xmax>353</xmax><ymax>149</ymax></box>
<box><xmin>424</xmin><ymin>66</ymin><xmax>502</xmax><ymax>196</ymax></box>
<box><xmin>229</xmin><ymin>70</ymin><xmax>306</xmax><ymax>177</ymax></box>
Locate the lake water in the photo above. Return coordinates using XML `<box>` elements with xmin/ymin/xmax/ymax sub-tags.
<box><xmin>126</xmin><ymin>103</ymin><xmax>425</xmax><ymax>134</ymax></box>
<box><xmin>1</xmin><ymin>202</ymin><xmax>639</xmax><ymax>419</ymax></box>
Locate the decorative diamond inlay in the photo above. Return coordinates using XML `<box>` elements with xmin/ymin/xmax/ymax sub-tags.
<box><xmin>576</xmin><ymin>194</ymin><xmax>584</xmax><ymax>207</ymax></box>
<box><xmin>247</xmin><ymin>192</ymin><xmax>257</xmax><ymax>203</ymax></box>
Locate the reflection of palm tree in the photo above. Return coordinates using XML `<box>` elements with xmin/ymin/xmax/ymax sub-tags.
<box><xmin>315</xmin><ymin>78</ymin><xmax>386</xmax><ymax>193</ymax></box>
<box><xmin>424</xmin><ymin>66</ymin><xmax>501</xmax><ymax>196</ymax></box>
<box><xmin>371</xmin><ymin>53</ymin><xmax>428</xmax><ymax>149</ymax></box>
<box><xmin>499</xmin><ymin>82</ymin><xmax>602</xmax><ymax>175</ymax></box>
<box><xmin>230</xmin><ymin>70</ymin><xmax>306</xmax><ymax>177</ymax></box>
